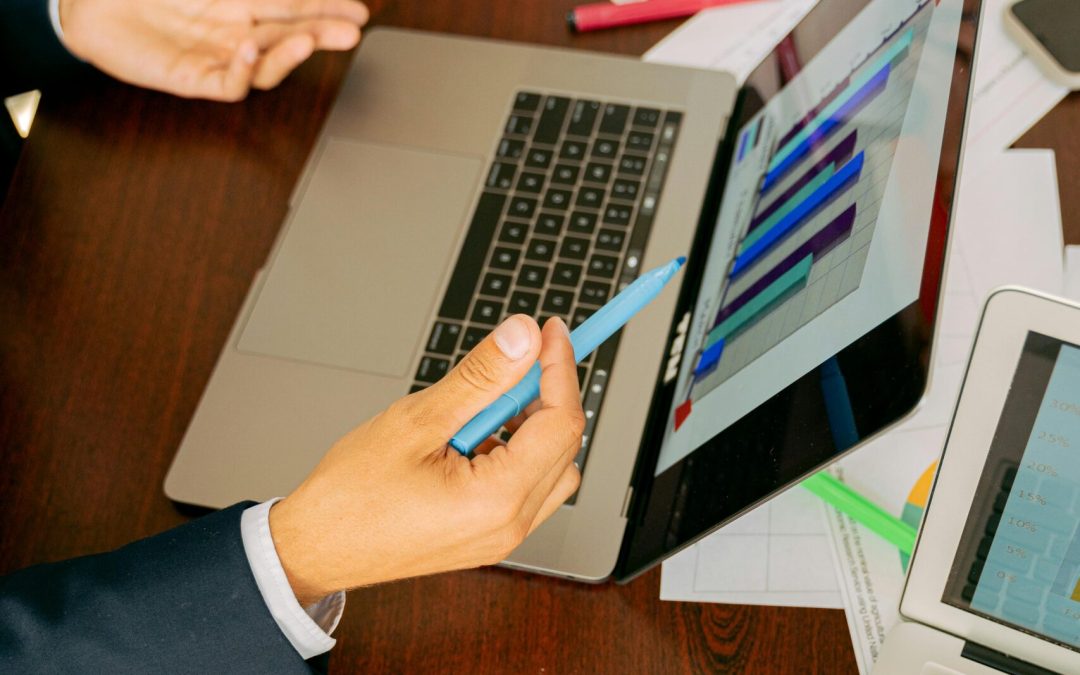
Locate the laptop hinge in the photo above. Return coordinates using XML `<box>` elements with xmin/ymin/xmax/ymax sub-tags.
<box><xmin>620</xmin><ymin>486</ymin><xmax>634</xmax><ymax>519</ymax></box>
<box><xmin>960</xmin><ymin>641</ymin><xmax>1056</xmax><ymax>675</ymax></box>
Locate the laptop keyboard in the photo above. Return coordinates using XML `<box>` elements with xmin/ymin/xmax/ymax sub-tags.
<box><xmin>411</xmin><ymin>91</ymin><xmax>682</xmax><ymax>480</ymax></box>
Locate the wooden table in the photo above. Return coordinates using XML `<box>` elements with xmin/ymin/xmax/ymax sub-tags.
<box><xmin>2</xmin><ymin>1</ymin><xmax>1077</xmax><ymax>672</ymax></box>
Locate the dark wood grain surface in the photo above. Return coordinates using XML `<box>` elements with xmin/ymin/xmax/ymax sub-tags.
<box><xmin>2</xmin><ymin>1</ymin><xmax>1076</xmax><ymax>672</ymax></box>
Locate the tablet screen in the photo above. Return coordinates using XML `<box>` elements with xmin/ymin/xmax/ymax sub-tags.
<box><xmin>617</xmin><ymin>0</ymin><xmax>979</xmax><ymax>579</ymax></box>
<box><xmin>944</xmin><ymin>332</ymin><xmax>1080</xmax><ymax>650</ymax></box>
<box><xmin>657</xmin><ymin>0</ymin><xmax>959</xmax><ymax>474</ymax></box>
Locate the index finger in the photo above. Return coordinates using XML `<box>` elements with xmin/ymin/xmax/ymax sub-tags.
<box><xmin>252</xmin><ymin>0</ymin><xmax>371</xmax><ymax>24</ymax></box>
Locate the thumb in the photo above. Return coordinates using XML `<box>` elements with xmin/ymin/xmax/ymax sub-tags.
<box><xmin>401</xmin><ymin>315</ymin><xmax>541</xmax><ymax>447</ymax></box>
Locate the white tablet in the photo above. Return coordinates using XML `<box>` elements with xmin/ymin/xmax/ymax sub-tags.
<box><xmin>901</xmin><ymin>287</ymin><xmax>1080</xmax><ymax>672</ymax></box>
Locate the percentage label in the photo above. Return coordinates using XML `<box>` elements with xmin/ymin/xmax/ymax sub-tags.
<box><xmin>1037</xmin><ymin>431</ymin><xmax>1070</xmax><ymax>448</ymax></box>
<box><xmin>1008</xmin><ymin>517</ymin><xmax>1038</xmax><ymax>533</ymax></box>
<box><xmin>1027</xmin><ymin>462</ymin><xmax>1060</xmax><ymax>477</ymax></box>
<box><xmin>1051</xmin><ymin>399</ymin><xmax>1080</xmax><ymax>417</ymax></box>
<box><xmin>1006</xmin><ymin>545</ymin><xmax>1027</xmax><ymax>559</ymax></box>
<box><xmin>1018</xmin><ymin>490</ymin><xmax>1047</xmax><ymax>506</ymax></box>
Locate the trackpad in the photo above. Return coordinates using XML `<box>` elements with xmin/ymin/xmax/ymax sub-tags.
<box><xmin>239</xmin><ymin>138</ymin><xmax>482</xmax><ymax>376</ymax></box>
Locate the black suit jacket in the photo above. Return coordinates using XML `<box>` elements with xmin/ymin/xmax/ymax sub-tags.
<box><xmin>0</xmin><ymin>503</ymin><xmax>329</xmax><ymax>673</ymax></box>
<box><xmin>1</xmin><ymin>0</ymin><xmax>92</xmax><ymax>97</ymax></box>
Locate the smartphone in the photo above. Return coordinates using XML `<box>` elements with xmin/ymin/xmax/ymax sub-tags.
<box><xmin>1004</xmin><ymin>0</ymin><xmax>1080</xmax><ymax>88</ymax></box>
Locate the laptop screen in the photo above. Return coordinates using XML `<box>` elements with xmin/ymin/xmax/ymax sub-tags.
<box><xmin>944</xmin><ymin>332</ymin><xmax>1080</xmax><ymax>651</ymax></box>
<box><xmin>617</xmin><ymin>0</ymin><xmax>980</xmax><ymax>579</ymax></box>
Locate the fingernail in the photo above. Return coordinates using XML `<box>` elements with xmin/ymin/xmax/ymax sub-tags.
<box><xmin>493</xmin><ymin>316</ymin><xmax>531</xmax><ymax>360</ymax></box>
<box><xmin>559</xmin><ymin>317</ymin><xmax>571</xmax><ymax>337</ymax></box>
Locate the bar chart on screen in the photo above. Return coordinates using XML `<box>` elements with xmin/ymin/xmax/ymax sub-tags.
<box><xmin>673</xmin><ymin>6</ymin><xmax>933</xmax><ymax>432</ymax></box>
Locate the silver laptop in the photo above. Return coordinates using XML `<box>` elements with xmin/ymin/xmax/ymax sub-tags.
<box><xmin>167</xmin><ymin>0</ymin><xmax>984</xmax><ymax>583</ymax></box>
<box><xmin>875</xmin><ymin>289</ymin><xmax>1080</xmax><ymax>674</ymax></box>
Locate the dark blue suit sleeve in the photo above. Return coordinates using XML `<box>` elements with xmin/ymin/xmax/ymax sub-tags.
<box><xmin>1</xmin><ymin>0</ymin><xmax>93</xmax><ymax>96</ymax></box>
<box><xmin>0</xmin><ymin>502</ymin><xmax>326</xmax><ymax>674</ymax></box>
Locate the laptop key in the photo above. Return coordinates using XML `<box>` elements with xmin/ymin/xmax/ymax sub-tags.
<box><xmin>584</xmin><ymin>162</ymin><xmax>612</xmax><ymax>184</ymax></box>
<box><xmin>580</xmin><ymin>280</ymin><xmax>611</xmax><ymax>305</ymax></box>
<box><xmin>543</xmin><ymin>189</ymin><xmax>572</xmax><ymax>211</ymax></box>
<box><xmin>525</xmin><ymin>148</ymin><xmax>553</xmax><ymax>169</ymax></box>
<box><xmin>592</xmin><ymin>139</ymin><xmax>619</xmax><ymax>160</ymax></box>
<box><xmin>490</xmin><ymin>247</ymin><xmax>520</xmax><ymax>270</ymax></box>
<box><xmin>499</xmin><ymin>221</ymin><xmax>527</xmax><ymax>245</ymax></box>
<box><xmin>576</xmin><ymin>187</ymin><xmax>604</xmax><ymax>209</ymax></box>
<box><xmin>513</xmin><ymin>92</ymin><xmax>541</xmax><ymax>112</ymax></box>
<box><xmin>543</xmin><ymin>289</ymin><xmax>574</xmax><ymax>315</ymax></box>
<box><xmin>409</xmin><ymin>384</ymin><xmax>428</xmax><ymax>394</ymax></box>
<box><xmin>632</xmin><ymin>107</ymin><xmax>661</xmax><ymax>128</ymax></box>
<box><xmin>571</xmin><ymin>306</ymin><xmax>594</xmax><ymax>328</ymax></box>
<box><xmin>611</xmin><ymin>178</ymin><xmax>640</xmax><ymax>201</ymax></box>
<box><xmin>603</xmin><ymin>204</ymin><xmax>632</xmax><ymax>226</ymax></box>
<box><xmin>596</xmin><ymin>228</ymin><xmax>626</xmax><ymax>251</ymax></box>
<box><xmin>618</xmin><ymin>154</ymin><xmax>647</xmax><ymax>176</ymax></box>
<box><xmin>509</xmin><ymin>291</ymin><xmax>540</xmax><ymax>315</ymax></box>
<box><xmin>506</xmin><ymin>115</ymin><xmax>533</xmax><ymax>136</ymax></box>
<box><xmin>627</xmin><ymin>130</ymin><xmax>654</xmax><ymax>152</ymax></box>
<box><xmin>438</xmin><ymin>192</ymin><xmax>505</xmax><ymax>320</ymax></box>
<box><xmin>560</xmin><ymin>140</ymin><xmax>588</xmax><ymax>162</ymax></box>
<box><xmin>552</xmin><ymin>262</ymin><xmax>583</xmax><ymax>287</ymax></box>
<box><xmin>525</xmin><ymin>238</ymin><xmax>556</xmax><ymax>263</ymax></box>
<box><xmin>496</xmin><ymin>137</ymin><xmax>525</xmax><ymax>160</ymax></box>
<box><xmin>486</xmin><ymin>162</ymin><xmax>517</xmax><ymax>190</ymax></box>
<box><xmin>598</xmin><ymin>104</ymin><xmax>630</xmax><ymax>136</ymax></box>
<box><xmin>461</xmin><ymin>326</ymin><xmax>488</xmax><ymax>350</ymax></box>
<box><xmin>535</xmin><ymin>213</ymin><xmax>564</xmax><ymax>237</ymax></box>
<box><xmin>534</xmin><ymin>96</ymin><xmax>571</xmax><ymax>145</ymax></box>
<box><xmin>587</xmin><ymin>254</ymin><xmax>619</xmax><ymax>278</ymax></box>
<box><xmin>560</xmin><ymin>237</ymin><xmax>590</xmax><ymax>260</ymax></box>
<box><xmin>568</xmin><ymin>211</ymin><xmax>597</xmax><ymax>235</ymax></box>
<box><xmin>517</xmin><ymin>172</ymin><xmax>544</xmax><ymax>193</ymax></box>
<box><xmin>480</xmin><ymin>272</ymin><xmax>512</xmax><ymax>297</ymax></box>
<box><xmin>426</xmin><ymin>322</ymin><xmax>462</xmax><ymax>355</ymax></box>
<box><xmin>508</xmin><ymin>196</ymin><xmax>537</xmax><ymax>219</ymax></box>
<box><xmin>416</xmin><ymin>356</ymin><xmax>451</xmax><ymax>383</ymax></box>
<box><xmin>471</xmin><ymin>299</ymin><xmax>504</xmax><ymax>325</ymax></box>
<box><xmin>567</xmin><ymin>100</ymin><xmax>601</xmax><ymax>137</ymax></box>
<box><xmin>518</xmin><ymin>265</ymin><xmax>548</xmax><ymax>288</ymax></box>
<box><xmin>551</xmin><ymin>164</ymin><xmax>580</xmax><ymax>185</ymax></box>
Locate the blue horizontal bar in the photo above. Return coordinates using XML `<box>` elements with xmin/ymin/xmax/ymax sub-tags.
<box><xmin>732</xmin><ymin>151</ymin><xmax>864</xmax><ymax>277</ymax></box>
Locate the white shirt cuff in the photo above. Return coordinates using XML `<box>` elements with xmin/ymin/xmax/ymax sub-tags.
<box><xmin>240</xmin><ymin>499</ymin><xmax>346</xmax><ymax>660</ymax></box>
<box><xmin>48</xmin><ymin>0</ymin><xmax>64</xmax><ymax>40</ymax></box>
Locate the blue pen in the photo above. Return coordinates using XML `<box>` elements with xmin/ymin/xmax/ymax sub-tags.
<box><xmin>449</xmin><ymin>256</ymin><xmax>687</xmax><ymax>455</ymax></box>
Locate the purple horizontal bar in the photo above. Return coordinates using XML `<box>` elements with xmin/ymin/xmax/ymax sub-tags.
<box><xmin>748</xmin><ymin>130</ymin><xmax>857</xmax><ymax>234</ymax></box>
<box><xmin>716</xmin><ymin>203</ymin><xmax>857</xmax><ymax>326</ymax></box>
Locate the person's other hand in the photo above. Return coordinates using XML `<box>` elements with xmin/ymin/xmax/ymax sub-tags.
<box><xmin>269</xmin><ymin>316</ymin><xmax>585</xmax><ymax>604</ymax></box>
<box><xmin>58</xmin><ymin>0</ymin><xmax>370</xmax><ymax>101</ymax></box>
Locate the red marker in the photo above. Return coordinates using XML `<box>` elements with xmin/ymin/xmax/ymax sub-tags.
<box><xmin>567</xmin><ymin>0</ymin><xmax>761</xmax><ymax>33</ymax></box>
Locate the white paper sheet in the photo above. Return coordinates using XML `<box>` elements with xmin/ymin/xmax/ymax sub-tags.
<box><xmin>825</xmin><ymin>148</ymin><xmax>1065</xmax><ymax>674</ymax></box>
<box><xmin>964</xmin><ymin>0</ymin><xmax>1068</xmax><ymax>152</ymax></box>
<box><xmin>1064</xmin><ymin>246</ymin><xmax>1080</xmax><ymax>302</ymax></box>
<box><xmin>660</xmin><ymin>487</ymin><xmax>843</xmax><ymax>607</ymax></box>
<box><xmin>644</xmin><ymin>0</ymin><xmax>819</xmax><ymax>84</ymax></box>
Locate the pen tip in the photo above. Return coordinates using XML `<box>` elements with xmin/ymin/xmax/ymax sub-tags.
<box><xmin>675</xmin><ymin>256</ymin><xmax>687</xmax><ymax>267</ymax></box>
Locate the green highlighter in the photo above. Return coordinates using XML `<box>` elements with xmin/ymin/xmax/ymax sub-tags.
<box><xmin>802</xmin><ymin>471</ymin><xmax>917</xmax><ymax>556</ymax></box>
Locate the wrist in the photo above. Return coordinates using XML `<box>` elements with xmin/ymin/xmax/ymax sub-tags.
<box><xmin>269</xmin><ymin>498</ymin><xmax>340</xmax><ymax>606</ymax></box>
